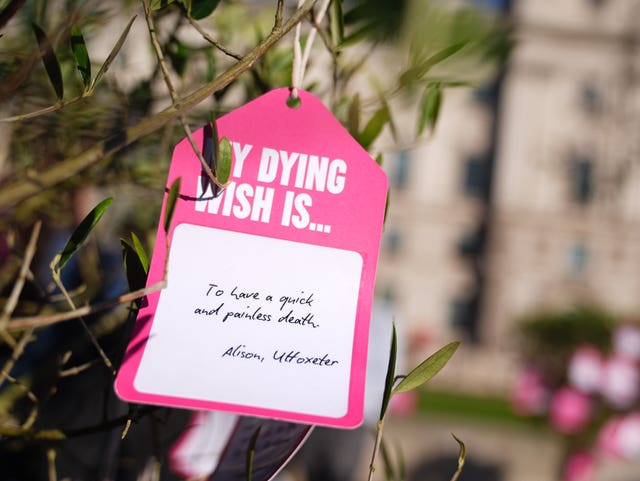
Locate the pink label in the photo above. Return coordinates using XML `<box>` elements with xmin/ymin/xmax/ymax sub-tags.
<box><xmin>114</xmin><ymin>89</ymin><xmax>388</xmax><ymax>428</ymax></box>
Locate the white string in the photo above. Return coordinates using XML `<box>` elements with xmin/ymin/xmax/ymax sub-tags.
<box><xmin>290</xmin><ymin>0</ymin><xmax>332</xmax><ymax>100</ymax></box>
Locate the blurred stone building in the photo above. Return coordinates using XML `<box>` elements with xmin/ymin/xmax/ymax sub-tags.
<box><xmin>376</xmin><ymin>0</ymin><xmax>640</xmax><ymax>391</ymax></box>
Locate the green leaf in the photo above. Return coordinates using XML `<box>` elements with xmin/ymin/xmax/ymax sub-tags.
<box><xmin>392</xmin><ymin>341</ymin><xmax>460</xmax><ymax>394</ymax></box>
<box><xmin>121</xmin><ymin>238</ymin><xmax>148</xmax><ymax>292</ymax></box>
<box><xmin>90</xmin><ymin>15</ymin><xmax>136</xmax><ymax>93</ymax></box>
<box><xmin>449</xmin><ymin>433</ymin><xmax>466</xmax><ymax>481</ymax></box>
<box><xmin>347</xmin><ymin>94</ymin><xmax>360</xmax><ymax>138</ymax></box>
<box><xmin>339</xmin><ymin>23</ymin><xmax>376</xmax><ymax>50</ymax></box>
<box><xmin>32</xmin><ymin>23</ymin><xmax>63</xmax><ymax>100</ymax></box>
<box><xmin>205</xmin><ymin>48</ymin><xmax>216</xmax><ymax>82</ymax></box>
<box><xmin>381</xmin><ymin>97</ymin><xmax>398</xmax><ymax>143</ymax></box>
<box><xmin>131</xmin><ymin>232</ymin><xmax>149</xmax><ymax>273</ymax></box>
<box><xmin>217</xmin><ymin>137</ymin><xmax>232</xmax><ymax>185</ymax></box>
<box><xmin>424</xmin><ymin>42</ymin><xmax>467</xmax><ymax>69</ymax></box>
<box><xmin>164</xmin><ymin>178</ymin><xmax>181</xmax><ymax>232</ymax></box>
<box><xmin>245</xmin><ymin>425</ymin><xmax>261</xmax><ymax>481</ymax></box>
<box><xmin>383</xmin><ymin>187</ymin><xmax>390</xmax><ymax>226</ymax></box>
<box><xmin>187</xmin><ymin>0</ymin><xmax>220</xmax><ymax>20</ymax></box>
<box><xmin>401</xmin><ymin>42</ymin><xmax>468</xmax><ymax>86</ymax></box>
<box><xmin>417</xmin><ymin>84</ymin><xmax>442</xmax><ymax>136</ymax></box>
<box><xmin>167</xmin><ymin>37</ymin><xmax>188</xmax><ymax>77</ymax></box>
<box><xmin>56</xmin><ymin>197</ymin><xmax>113</xmax><ymax>271</ymax></box>
<box><xmin>330</xmin><ymin>0</ymin><xmax>344</xmax><ymax>49</ymax></box>
<box><xmin>70</xmin><ymin>25</ymin><xmax>91</xmax><ymax>90</ymax></box>
<box><xmin>357</xmin><ymin>105</ymin><xmax>389</xmax><ymax>150</ymax></box>
<box><xmin>375</xmin><ymin>153</ymin><xmax>383</xmax><ymax>167</ymax></box>
<box><xmin>150</xmin><ymin>0</ymin><xmax>178</xmax><ymax>10</ymax></box>
<box><xmin>379</xmin><ymin>323</ymin><xmax>397</xmax><ymax>420</ymax></box>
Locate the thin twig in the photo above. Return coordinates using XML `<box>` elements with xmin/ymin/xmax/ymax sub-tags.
<box><xmin>0</xmin><ymin>220</ymin><xmax>42</xmax><ymax>347</ymax></box>
<box><xmin>7</xmin><ymin>280</ymin><xmax>166</xmax><ymax>331</ymax></box>
<box><xmin>0</xmin><ymin>328</ymin><xmax>35</xmax><ymax>391</ymax></box>
<box><xmin>0</xmin><ymin>369</ymin><xmax>39</xmax><ymax>429</ymax></box>
<box><xmin>50</xmin><ymin>271</ymin><xmax>116</xmax><ymax>377</ymax></box>
<box><xmin>367</xmin><ymin>419</ymin><xmax>385</xmax><ymax>481</ymax></box>
<box><xmin>143</xmin><ymin>0</ymin><xmax>178</xmax><ymax>102</ymax></box>
<box><xmin>0</xmin><ymin>0</ymin><xmax>318</xmax><ymax>209</ymax></box>
<box><xmin>0</xmin><ymin>97</ymin><xmax>83</xmax><ymax>123</ymax></box>
<box><xmin>143</xmin><ymin>0</ymin><xmax>227</xmax><ymax>191</ymax></box>
<box><xmin>47</xmin><ymin>449</ymin><xmax>57</xmax><ymax>481</ymax></box>
<box><xmin>0</xmin><ymin>424</ymin><xmax>65</xmax><ymax>440</ymax></box>
<box><xmin>185</xmin><ymin>15</ymin><xmax>242</xmax><ymax>61</ymax></box>
<box><xmin>59</xmin><ymin>359</ymin><xmax>98</xmax><ymax>377</ymax></box>
<box><xmin>275</xmin><ymin>0</ymin><xmax>285</xmax><ymax>28</ymax></box>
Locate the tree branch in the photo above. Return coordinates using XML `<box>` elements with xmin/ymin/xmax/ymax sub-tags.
<box><xmin>0</xmin><ymin>0</ymin><xmax>317</xmax><ymax>210</ymax></box>
<box><xmin>0</xmin><ymin>220</ymin><xmax>41</xmax><ymax>346</ymax></box>
<box><xmin>143</xmin><ymin>0</ymin><xmax>227</xmax><ymax>191</ymax></box>
<box><xmin>6</xmin><ymin>280</ymin><xmax>166</xmax><ymax>331</ymax></box>
<box><xmin>185</xmin><ymin>15</ymin><xmax>242</xmax><ymax>61</ymax></box>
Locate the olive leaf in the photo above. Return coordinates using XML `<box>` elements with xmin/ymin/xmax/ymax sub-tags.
<box><xmin>392</xmin><ymin>341</ymin><xmax>460</xmax><ymax>394</ymax></box>
<box><xmin>417</xmin><ymin>83</ymin><xmax>442</xmax><ymax>136</ymax></box>
<box><xmin>347</xmin><ymin>93</ymin><xmax>360</xmax><ymax>138</ymax></box>
<box><xmin>357</xmin><ymin>105</ymin><xmax>390</xmax><ymax>150</ymax></box>
<box><xmin>89</xmin><ymin>15</ymin><xmax>136</xmax><ymax>94</ymax></box>
<box><xmin>131</xmin><ymin>232</ymin><xmax>149</xmax><ymax>273</ymax></box>
<box><xmin>70</xmin><ymin>25</ymin><xmax>91</xmax><ymax>90</ymax></box>
<box><xmin>217</xmin><ymin>137</ymin><xmax>233</xmax><ymax>185</ymax></box>
<box><xmin>379</xmin><ymin>323</ymin><xmax>397</xmax><ymax>420</ymax></box>
<box><xmin>32</xmin><ymin>23</ymin><xmax>63</xmax><ymax>100</ymax></box>
<box><xmin>121</xmin><ymin>238</ymin><xmax>148</xmax><ymax>292</ymax></box>
<box><xmin>330</xmin><ymin>0</ymin><xmax>344</xmax><ymax>49</ymax></box>
<box><xmin>186</xmin><ymin>0</ymin><xmax>220</xmax><ymax>20</ymax></box>
<box><xmin>150</xmin><ymin>0</ymin><xmax>178</xmax><ymax>10</ymax></box>
<box><xmin>164</xmin><ymin>177</ymin><xmax>181</xmax><ymax>232</ymax></box>
<box><xmin>56</xmin><ymin>197</ymin><xmax>113</xmax><ymax>271</ymax></box>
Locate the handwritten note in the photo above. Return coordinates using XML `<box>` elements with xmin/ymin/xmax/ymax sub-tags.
<box><xmin>115</xmin><ymin>89</ymin><xmax>388</xmax><ymax>427</ymax></box>
<box><xmin>134</xmin><ymin>225</ymin><xmax>362</xmax><ymax>417</ymax></box>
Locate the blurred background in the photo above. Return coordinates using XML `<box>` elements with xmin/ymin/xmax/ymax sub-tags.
<box><xmin>2</xmin><ymin>0</ymin><xmax>640</xmax><ymax>480</ymax></box>
<box><xmin>374</xmin><ymin>1</ymin><xmax>640</xmax><ymax>481</ymax></box>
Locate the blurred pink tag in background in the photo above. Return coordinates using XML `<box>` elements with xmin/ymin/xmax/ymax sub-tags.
<box><xmin>115</xmin><ymin>89</ymin><xmax>388</xmax><ymax>428</ymax></box>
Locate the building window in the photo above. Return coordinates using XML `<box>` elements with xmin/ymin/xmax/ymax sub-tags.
<box><xmin>473</xmin><ymin>81</ymin><xmax>498</xmax><ymax>106</ymax></box>
<box><xmin>383</xmin><ymin>228</ymin><xmax>402</xmax><ymax>256</ymax></box>
<box><xmin>580</xmin><ymin>83</ymin><xmax>602</xmax><ymax>114</ymax></box>
<box><xmin>457</xmin><ymin>227</ymin><xmax>485</xmax><ymax>258</ymax></box>
<box><xmin>380</xmin><ymin>285</ymin><xmax>397</xmax><ymax>304</ymax></box>
<box><xmin>463</xmin><ymin>155</ymin><xmax>489</xmax><ymax>198</ymax></box>
<box><xmin>567</xmin><ymin>243</ymin><xmax>590</xmax><ymax>277</ymax></box>
<box><xmin>449</xmin><ymin>294</ymin><xmax>480</xmax><ymax>342</ymax></box>
<box><xmin>570</xmin><ymin>156</ymin><xmax>595</xmax><ymax>204</ymax></box>
<box><xmin>389</xmin><ymin>150</ymin><xmax>410</xmax><ymax>189</ymax></box>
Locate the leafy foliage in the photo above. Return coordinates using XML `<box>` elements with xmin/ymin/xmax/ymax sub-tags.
<box><xmin>121</xmin><ymin>234</ymin><xmax>149</xmax><ymax>291</ymax></box>
<box><xmin>70</xmin><ymin>25</ymin><xmax>91</xmax><ymax>90</ymax></box>
<box><xmin>164</xmin><ymin>177</ymin><xmax>181</xmax><ymax>232</ymax></box>
<box><xmin>0</xmin><ymin>1</ymin><xmax>507</xmax><ymax>479</ymax></box>
<box><xmin>417</xmin><ymin>83</ymin><xmax>442</xmax><ymax>135</ymax></box>
<box><xmin>519</xmin><ymin>306</ymin><xmax>614</xmax><ymax>359</ymax></box>
<box><xmin>392</xmin><ymin>341</ymin><xmax>460</xmax><ymax>394</ymax></box>
<box><xmin>380</xmin><ymin>323</ymin><xmax>397</xmax><ymax>420</ymax></box>
<box><xmin>32</xmin><ymin>22</ymin><xmax>63</xmax><ymax>100</ymax></box>
<box><xmin>55</xmin><ymin>197</ymin><xmax>113</xmax><ymax>271</ymax></box>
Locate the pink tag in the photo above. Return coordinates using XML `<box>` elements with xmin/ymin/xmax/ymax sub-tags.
<box><xmin>115</xmin><ymin>89</ymin><xmax>388</xmax><ymax>428</ymax></box>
